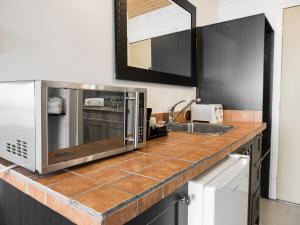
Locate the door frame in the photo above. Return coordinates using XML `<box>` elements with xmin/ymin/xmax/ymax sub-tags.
<box><xmin>269</xmin><ymin>0</ymin><xmax>300</xmax><ymax>200</ymax></box>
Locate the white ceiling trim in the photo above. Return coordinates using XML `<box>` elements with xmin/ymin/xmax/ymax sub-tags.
<box><xmin>217</xmin><ymin>0</ymin><xmax>246</xmax><ymax>6</ymax></box>
<box><xmin>282</xmin><ymin>0</ymin><xmax>300</xmax><ymax>8</ymax></box>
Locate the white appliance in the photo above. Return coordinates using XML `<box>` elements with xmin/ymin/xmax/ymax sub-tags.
<box><xmin>191</xmin><ymin>104</ymin><xmax>223</xmax><ymax>123</ymax></box>
<box><xmin>188</xmin><ymin>154</ymin><xmax>250</xmax><ymax>225</ymax></box>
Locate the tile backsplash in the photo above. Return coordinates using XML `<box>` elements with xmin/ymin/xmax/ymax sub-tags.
<box><xmin>223</xmin><ymin>110</ymin><xmax>262</xmax><ymax>123</ymax></box>
<box><xmin>153</xmin><ymin>110</ymin><xmax>262</xmax><ymax>123</ymax></box>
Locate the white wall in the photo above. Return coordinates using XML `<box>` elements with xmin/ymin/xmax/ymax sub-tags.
<box><xmin>128</xmin><ymin>4</ymin><xmax>191</xmax><ymax>43</ymax></box>
<box><xmin>0</xmin><ymin>0</ymin><xmax>218</xmax><ymax>113</ymax></box>
<box><xmin>217</xmin><ymin>0</ymin><xmax>277</xmax><ymax>27</ymax></box>
<box><xmin>277</xmin><ymin>6</ymin><xmax>300</xmax><ymax>204</ymax></box>
<box><xmin>195</xmin><ymin>0</ymin><xmax>219</xmax><ymax>26</ymax></box>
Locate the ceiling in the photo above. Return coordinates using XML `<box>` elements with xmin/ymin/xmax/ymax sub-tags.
<box><xmin>127</xmin><ymin>0</ymin><xmax>172</xmax><ymax>19</ymax></box>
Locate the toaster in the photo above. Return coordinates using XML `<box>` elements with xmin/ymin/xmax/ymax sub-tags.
<box><xmin>191</xmin><ymin>104</ymin><xmax>223</xmax><ymax>123</ymax></box>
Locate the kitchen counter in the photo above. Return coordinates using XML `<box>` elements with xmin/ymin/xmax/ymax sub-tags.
<box><xmin>0</xmin><ymin>121</ymin><xmax>266</xmax><ymax>225</ymax></box>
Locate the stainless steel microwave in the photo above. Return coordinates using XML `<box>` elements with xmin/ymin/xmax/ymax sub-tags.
<box><xmin>0</xmin><ymin>80</ymin><xmax>147</xmax><ymax>173</ymax></box>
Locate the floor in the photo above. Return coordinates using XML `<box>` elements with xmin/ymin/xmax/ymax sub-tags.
<box><xmin>260</xmin><ymin>198</ymin><xmax>300</xmax><ymax>225</ymax></box>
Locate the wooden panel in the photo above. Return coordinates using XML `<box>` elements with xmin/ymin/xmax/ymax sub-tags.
<box><xmin>223</xmin><ymin>110</ymin><xmax>263</xmax><ymax>123</ymax></box>
<box><xmin>128</xmin><ymin>0</ymin><xmax>172</xmax><ymax>18</ymax></box>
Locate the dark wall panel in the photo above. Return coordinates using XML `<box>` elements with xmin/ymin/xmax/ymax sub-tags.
<box><xmin>196</xmin><ymin>14</ymin><xmax>274</xmax><ymax>199</ymax></box>
<box><xmin>197</xmin><ymin>15</ymin><xmax>266</xmax><ymax>110</ymax></box>
<box><xmin>260</xmin><ymin>21</ymin><xmax>274</xmax><ymax>198</ymax></box>
<box><xmin>152</xmin><ymin>30</ymin><xmax>192</xmax><ymax>77</ymax></box>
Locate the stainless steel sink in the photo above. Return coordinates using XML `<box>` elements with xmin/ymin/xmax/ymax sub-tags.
<box><xmin>167</xmin><ymin>122</ymin><xmax>235</xmax><ymax>135</ymax></box>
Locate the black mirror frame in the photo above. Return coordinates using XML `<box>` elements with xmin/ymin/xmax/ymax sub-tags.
<box><xmin>115</xmin><ymin>0</ymin><xmax>197</xmax><ymax>87</ymax></box>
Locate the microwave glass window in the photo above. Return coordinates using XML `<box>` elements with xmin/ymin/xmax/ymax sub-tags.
<box><xmin>47</xmin><ymin>89</ymin><xmax>136</xmax><ymax>165</ymax></box>
<box><xmin>82</xmin><ymin>90</ymin><xmax>124</xmax><ymax>145</ymax></box>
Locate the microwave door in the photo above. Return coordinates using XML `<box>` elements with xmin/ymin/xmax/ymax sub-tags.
<box><xmin>81</xmin><ymin>90</ymin><xmax>127</xmax><ymax>152</ymax></box>
<box><xmin>47</xmin><ymin>89</ymin><xmax>128</xmax><ymax>168</ymax></box>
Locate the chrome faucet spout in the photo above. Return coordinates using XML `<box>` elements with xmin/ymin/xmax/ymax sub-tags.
<box><xmin>168</xmin><ymin>100</ymin><xmax>186</xmax><ymax>125</ymax></box>
<box><xmin>167</xmin><ymin>98</ymin><xmax>201</xmax><ymax>126</ymax></box>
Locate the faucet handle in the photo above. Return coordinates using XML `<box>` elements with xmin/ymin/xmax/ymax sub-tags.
<box><xmin>195</xmin><ymin>98</ymin><xmax>202</xmax><ymax>103</ymax></box>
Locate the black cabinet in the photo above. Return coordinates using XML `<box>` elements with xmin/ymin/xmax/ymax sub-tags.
<box><xmin>196</xmin><ymin>14</ymin><xmax>274</xmax><ymax>199</ymax></box>
<box><xmin>0</xmin><ymin>180</ymin><xmax>74</xmax><ymax>225</ymax></box>
<box><xmin>251</xmin><ymin>188</ymin><xmax>261</xmax><ymax>225</ymax></box>
<box><xmin>126</xmin><ymin>184</ymin><xmax>189</xmax><ymax>225</ymax></box>
<box><xmin>237</xmin><ymin>134</ymin><xmax>262</xmax><ymax>225</ymax></box>
<box><xmin>249</xmin><ymin>134</ymin><xmax>263</xmax><ymax>225</ymax></box>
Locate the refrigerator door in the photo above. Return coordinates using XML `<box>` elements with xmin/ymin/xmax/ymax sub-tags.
<box><xmin>204</xmin><ymin>156</ymin><xmax>249</xmax><ymax>225</ymax></box>
<box><xmin>188</xmin><ymin>155</ymin><xmax>249</xmax><ymax>225</ymax></box>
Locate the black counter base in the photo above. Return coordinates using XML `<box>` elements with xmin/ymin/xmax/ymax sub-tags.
<box><xmin>0</xmin><ymin>180</ymin><xmax>74</xmax><ymax>225</ymax></box>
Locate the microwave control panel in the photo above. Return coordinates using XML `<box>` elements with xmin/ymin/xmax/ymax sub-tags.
<box><xmin>138</xmin><ymin>92</ymin><xmax>145</xmax><ymax>143</ymax></box>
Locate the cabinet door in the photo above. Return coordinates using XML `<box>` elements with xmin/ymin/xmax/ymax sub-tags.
<box><xmin>0</xmin><ymin>180</ymin><xmax>75</xmax><ymax>225</ymax></box>
<box><xmin>248</xmin><ymin>134</ymin><xmax>262</xmax><ymax>225</ymax></box>
<box><xmin>126</xmin><ymin>184</ymin><xmax>188</xmax><ymax>225</ymax></box>
<box><xmin>251</xmin><ymin>187</ymin><xmax>261</xmax><ymax>225</ymax></box>
<box><xmin>252</xmin><ymin>134</ymin><xmax>262</xmax><ymax>165</ymax></box>
<box><xmin>251</xmin><ymin>162</ymin><xmax>261</xmax><ymax>195</ymax></box>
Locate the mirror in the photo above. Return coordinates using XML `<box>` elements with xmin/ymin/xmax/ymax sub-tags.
<box><xmin>127</xmin><ymin>0</ymin><xmax>192</xmax><ymax>77</ymax></box>
<box><xmin>115</xmin><ymin>0</ymin><xmax>196</xmax><ymax>86</ymax></box>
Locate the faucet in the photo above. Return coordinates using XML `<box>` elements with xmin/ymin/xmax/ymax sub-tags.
<box><xmin>167</xmin><ymin>98</ymin><xmax>202</xmax><ymax>125</ymax></box>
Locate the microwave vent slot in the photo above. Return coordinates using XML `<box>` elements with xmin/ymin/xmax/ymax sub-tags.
<box><xmin>6</xmin><ymin>140</ymin><xmax>28</xmax><ymax>159</ymax></box>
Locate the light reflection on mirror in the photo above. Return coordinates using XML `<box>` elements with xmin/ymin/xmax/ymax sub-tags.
<box><xmin>127</xmin><ymin>0</ymin><xmax>192</xmax><ymax>77</ymax></box>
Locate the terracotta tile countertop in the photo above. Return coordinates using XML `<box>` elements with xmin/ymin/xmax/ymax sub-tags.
<box><xmin>0</xmin><ymin>121</ymin><xmax>266</xmax><ymax>225</ymax></box>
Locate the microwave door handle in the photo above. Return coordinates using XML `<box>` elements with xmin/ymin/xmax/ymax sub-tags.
<box><xmin>124</xmin><ymin>93</ymin><xmax>136</xmax><ymax>146</ymax></box>
<box><xmin>134</xmin><ymin>92</ymin><xmax>139</xmax><ymax>147</ymax></box>
<box><xmin>123</xmin><ymin>92</ymin><xmax>127</xmax><ymax>146</ymax></box>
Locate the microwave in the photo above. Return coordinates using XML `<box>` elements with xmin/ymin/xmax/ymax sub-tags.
<box><xmin>0</xmin><ymin>81</ymin><xmax>147</xmax><ymax>173</ymax></box>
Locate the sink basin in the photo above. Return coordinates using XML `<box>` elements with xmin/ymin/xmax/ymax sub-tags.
<box><xmin>167</xmin><ymin>122</ymin><xmax>235</xmax><ymax>135</ymax></box>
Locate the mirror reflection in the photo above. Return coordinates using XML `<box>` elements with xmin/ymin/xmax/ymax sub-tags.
<box><xmin>127</xmin><ymin>0</ymin><xmax>192</xmax><ymax>77</ymax></box>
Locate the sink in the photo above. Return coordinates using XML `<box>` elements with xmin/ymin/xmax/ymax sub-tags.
<box><xmin>167</xmin><ymin>122</ymin><xmax>235</xmax><ymax>135</ymax></box>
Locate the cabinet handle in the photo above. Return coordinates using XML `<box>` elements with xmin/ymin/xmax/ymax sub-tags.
<box><xmin>257</xmin><ymin>167</ymin><xmax>261</xmax><ymax>181</ymax></box>
<box><xmin>242</xmin><ymin>146</ymin><xmax>251</xmax><ymax>155</ymax></box>
<box><xmin>257</xmin><ymin>194</ymin><xmax>261</xmax><ymax>209</ymax></box>
<box><xmin>179</xmin><ymin>194</ymin><xmax>191</xmax><ymax>206</ymax></box>
<box><xmin>255</xmin><ymin>160</ymin><xmax>262</xmax><ymax>168</ymax></box>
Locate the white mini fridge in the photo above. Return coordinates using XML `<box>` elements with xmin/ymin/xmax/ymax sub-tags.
<box><xmin>188</xmin><ymin>154</ymin><xmax>250</xmax><ymax>225</ymax></box>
